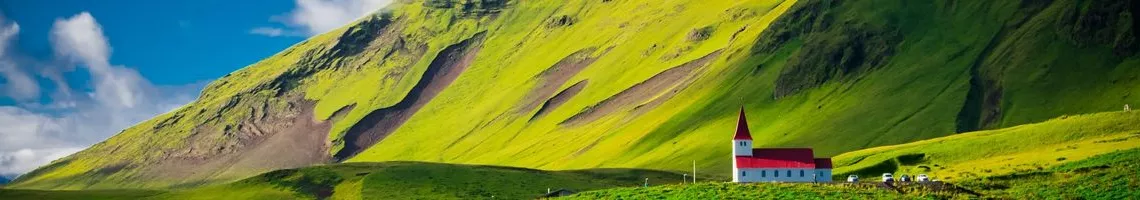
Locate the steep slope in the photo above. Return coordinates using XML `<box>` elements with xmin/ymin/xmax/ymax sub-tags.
<box><xmin>11</xmin><ymin>0</ymin><xmax>1140</xmax><ymax>190</ymax></box>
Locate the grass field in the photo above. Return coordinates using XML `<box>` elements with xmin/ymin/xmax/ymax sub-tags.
<box><xmin>558</xmin><ymin>182</ymin><xmax>932</xmax><ymax>199</ymax></box>
<box><xmin>957</xmin><ymin>147</ymin><xmax>1140</xmax><ymax>199</ymax></box>
<box><xmin>833</xmin><ymin>111</ymin><xmax>1140</xmax><ymax>181</ymax></box>
<box><xmin>831</xmin><ymin>111</ymin><xmax>1140</xmax><ymax>198</ymax></box>
<box><xmin>3</xmin><ymin>162</ymin><xmax>688</xmax><ymax>200</ymax></box>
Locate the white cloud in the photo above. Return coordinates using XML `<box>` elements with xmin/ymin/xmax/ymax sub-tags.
<box><xmin>0</xmin><ymin>19</ymin><xmax>42</xmax><ymax>102</ymax></box>
<box><xmin>51</xmin><ymin>12</ymin><xmax>145</xmax><ymax>109</ymax></box>
<box><xmin>0</xmin><ymin>12</ymin><xmax>203</xmax><ymax>178</ymax></box>
<box><xmin>259</xmin><ymin>0</ymin><xmax>393</xmax><ymax>37</ymax></box>
<box><xmin>0</xmin><ymin>147</ymin><xmax>83</xmax><ymax>176</ymax></box>
<box><xmin>249</xmin><ymin>27</ymin><xmax>287</xmax><ymax>37</ymax></box>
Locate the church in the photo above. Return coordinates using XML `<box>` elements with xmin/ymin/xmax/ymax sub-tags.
<box><xmin>732</xmin><ymin>108</ymin><xmax>832</xmax><ymax>183</ymax></box>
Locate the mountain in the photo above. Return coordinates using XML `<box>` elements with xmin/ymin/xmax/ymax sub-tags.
<box><xmin>10</xmin><ymin>0</ymin><xmax>1140</xmax><ymax>190</ymax></box>
<box><xmin>0</xmin><ymin>176</ymin><xmax>9</xmax><ymax>184</ymax></box>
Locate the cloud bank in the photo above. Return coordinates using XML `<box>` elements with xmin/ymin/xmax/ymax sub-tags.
<box><xmin>0</xmin><ymin>12</ymin><xmax>202</xmax><ymax>178</ymax></box>
<box><xmin>251</xmin><ymin>0</ymin><xmax>393</xmax><ymax>37</ymax></box>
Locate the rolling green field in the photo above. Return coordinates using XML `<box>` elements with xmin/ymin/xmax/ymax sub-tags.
<box><xmin>833</xmin><ymin>111</ymin><xmax>1140</xmax><ymax>181</ymax></box>
<box><xmin>831</xmin><ymin>111</ymin><xmax>1140</xmax><ymax>198</ymax></box>
<box><xmin>11</xmin><ymin>0</ymin><xmax>1140</xmax><ymax>193</ymax></box>
<box><xmin>3</xmin><ymin>162</ymin><xmax>687</xmax><ymax>200</ymax></box>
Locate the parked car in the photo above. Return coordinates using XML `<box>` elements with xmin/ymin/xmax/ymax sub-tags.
<box><xmin>899</xmin><ymin>174</ymin><xmax>911</xmax><ymax>182</ymax></box>
<box><xmin>847</xmin><ymin>175</ymin><xmax>859</xmax><ymax>183</ymax></box>
<box><xmin>916</xmin><ymin>174</ymin><xmax>930</xmax><ymax>182</ymax></box>
<box><xmin>881</xmin><ymin>173</ymin><xmax>894</xmax><ymax>183</ymax></box>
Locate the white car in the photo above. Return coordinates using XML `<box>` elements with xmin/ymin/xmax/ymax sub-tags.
<box><xmin>847</xmin><ymin>175</ymin><xmax>859</xmax><ymax>183</ymax></box>
<box><xmin>899</xmin><ymin>174</ymin><xmax>911</xmax><ymax>182</ymax></box>
<box><xmin>881</xmin><ymin>173</ymin><xmax>894</xmax><ymax>183</ymax></box>
<box><xmin>916</xmin><ymin>174</ymin><xmax>930</xmax><ymax>182</ymax></box>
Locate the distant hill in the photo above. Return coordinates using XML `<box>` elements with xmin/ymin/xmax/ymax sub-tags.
<box><xmin>0</xmin><ymin>176</ymin><xmax>9</xmax><ymax>184</ymax></box>
<box><xmin>12</xmin><ymin>0</ymin><xmax>1140</xmax><ymax>190</ymax></box>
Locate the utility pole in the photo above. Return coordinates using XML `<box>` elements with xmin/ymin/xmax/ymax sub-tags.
<box><xmin>692</xmin><ymin>160</ymin><xmax>697</xmax><ymax>183</ymax></box>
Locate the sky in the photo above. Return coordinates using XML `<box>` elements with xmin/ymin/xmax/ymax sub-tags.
<box><xmin>0</xmin><ymin>0</ymin><xmax>393</xmax><ymax>179</ymax></box>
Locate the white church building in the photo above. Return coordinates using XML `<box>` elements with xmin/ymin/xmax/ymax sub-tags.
<box><xmin>732</xmin><ymin>108</ymin><xmax>832</xmax><ymax>183</ymax></box>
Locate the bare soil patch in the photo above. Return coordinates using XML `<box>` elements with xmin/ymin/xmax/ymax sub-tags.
<box><xmin>561</xmin><ymin>50</ymin><xmax>723</xmax><ymax>126</ymax></box>
<box><xmin>334</xmin><ymin>34</ymin><xmax>485</xmax><ymax>161</ymax></box>
<box><xmin>531</xmin><ymin>80</ymin><xmax>588</xmax><ymax>121</ymax></box>
<box><xmin>143</xmin><ymin>99</ymin><xmax>334</xmax><ymax>187</ymax></box>
<box><xmin>516</xmin><ymin>48</ymin><xmax>605</xmax><ymax>119</ymax></box>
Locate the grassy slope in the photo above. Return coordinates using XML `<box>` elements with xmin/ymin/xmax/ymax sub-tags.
<box><xmin>2</xmin><ymin>162</ymin><xmax>686</xmax><ymax>200</ymax></box>
<box><xmin>958</xmin><ymin>147</ymin><xmax>1140</xmax><ymax>199</ymax></box>
<box><xmin>13</xmin><ymin>0</ymin><xmax>1140</xmax><ymax>190</ymax></box>
<box><xmin>356</xmin><ymin>0</ymin><xmax>1140</xmax><ymax>178</ymax></box>
<box><xmin>561</xmin><ymin>111</ymin><xmax>1140</xmax><ymax>199</ymax></box>
<box><xmin>833</xmin><ymin>111</ymin><xmax>1140</xmax><ymax>180</ymax></box>
<box><xmin>832</xmin><ymin>111</ymin><xmax>1140</xmax><ymax>198</ymax></box>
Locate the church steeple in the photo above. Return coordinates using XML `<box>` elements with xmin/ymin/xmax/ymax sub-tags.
<box><xmin>733</xmin><ymin>107</ymin><xmax>753</xmax><ymax>157</ymax></box>
<box><xmin>733</xmin><ymin>107</ymin><xmax>752</xmax><ymax>140</ymax></box>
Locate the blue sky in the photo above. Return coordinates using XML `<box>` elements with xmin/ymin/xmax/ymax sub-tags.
<box><xmin>1</xmin><ymin>0</ymin><xmax>302</xmax><ymax>92</ymax></box>
<box><xmin>0</xmin><ymin>0</ymin><xmax>394</xmax><ymax>178</ymax></box>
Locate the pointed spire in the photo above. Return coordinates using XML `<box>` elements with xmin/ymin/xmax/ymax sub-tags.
<box><xmin>734</xmin><ymin>107</ymin><xmax>752</xmax><ymax>140</ymax></box>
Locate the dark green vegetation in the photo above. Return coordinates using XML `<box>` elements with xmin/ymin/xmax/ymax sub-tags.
<box><xmin>3</xmin><ymin>162</ymin><xmax>687</xmax><ymax>200</ymax></box>
<box><xmin>0</xmin><ymin>189</ymin><xmax>164</xmax><ymax>200</ymax></box>
<box><xmin>9</xmin><ymin>1</ymin><xmax>1140</xmax><ymax>200</ymax></box>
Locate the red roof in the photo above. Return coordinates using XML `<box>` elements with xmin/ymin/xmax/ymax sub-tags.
<box><xmin>733</xmin><ymin>107</ymin><xmax>752</xmax><ymax>140</ymax></box>
<box><xmin>734</xmin><ymin>148</ymin><xmax>815</xmax><ymax>168</ymax></box>
<box><xmin>813</xmin><ymin>158</ymin><xmax>833</xmax><ymax>169</ymax></box>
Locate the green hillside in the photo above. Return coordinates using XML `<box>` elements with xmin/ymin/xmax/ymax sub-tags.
<box><xmin>2</xmin><ymin>162</ymin><xmax>686</xmax><ymax>200</ymax></box>
<box><xmin>11</xmin><ymin>0</ymin><xmax>1140</xmax><ymax>190</ymax></box>
<box><xmin>833</xmin><ymin>111</ymin><xmax>1140</xmax><ymax>181</ymax></box>
<box><xmin>832</xmin><ymin>111</ymin><xmax>1140</xmax><ymax>198</ymax></box>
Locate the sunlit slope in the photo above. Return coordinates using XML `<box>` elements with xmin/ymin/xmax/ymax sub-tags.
<box><xmin>833</xmin><ymin>111</ymin><xmax>1140</xmax><ymax>181</ymax></box>
<box><xmin>13</xmin><ymin>0</ymin><xmax>1140</xmax><ymax>190</ymax></box>
<box><xmin>354</xmin><ymin>0</ymin><xmax>1140</xmax><ymax>176</ymax></box>
<box><xmin>831</xmin><ymin>111</ymin><xmax>1140</xmax><ymax>198</ymax></box>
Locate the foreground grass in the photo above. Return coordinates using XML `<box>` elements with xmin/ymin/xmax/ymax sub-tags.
<box><xmin>3</xmin><ymin>162</ymin><xmax>687</xmax><ymax>200</ymax></box>
<box><xmin>832</xmin><ymin>111</ymin><xmax>1140</xmax><ymax>198</ymax></box>
<box><xmin>559</xmin><ymin>182</ymin><xmax>929</xmax><ymax>199</ymax></box>
<box><xmin>834</xmin><ymin>111</ymin><xmax>1140</xmax><ymax>181</ymax></box>
<box><xmin>958</xmin><ymin>148</ymin><xmax>1140</xmax><ymax>199</ymax></box>
<box><xmin>0</xmin><ymin>189</ymin><xmax>164</xmax><ymax>200</ymax></box>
